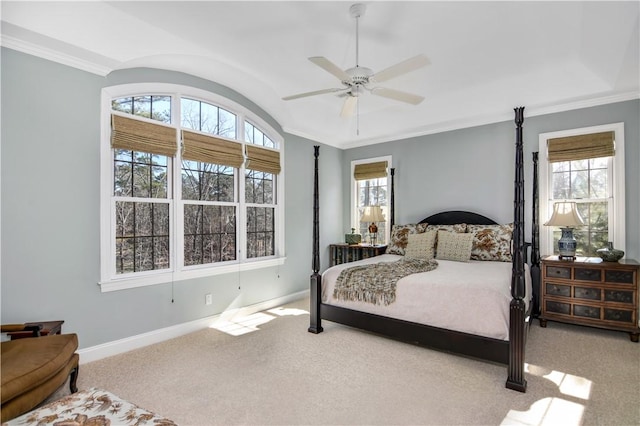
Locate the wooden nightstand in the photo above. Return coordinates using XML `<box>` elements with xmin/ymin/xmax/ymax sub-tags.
<box><xmin>329</xmin><ymin>244</ymin><xmax>387</xmax><ymax>266</ymax></box>
<box><xmin>540</xmin><ymin>256</ymin><xmax>639</xmax><ymax>341</ymax></box>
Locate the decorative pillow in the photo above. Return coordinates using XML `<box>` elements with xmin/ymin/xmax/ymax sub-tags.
<box><xmin>386</xmin><ymin>223</ymin><xmax>429</xmax><ymax>255</ymax></box>
<box><xmin>467</xmin><ymin>223</ymin><xmax>513</xmax><ymax>262</ymax></box>
<box><xmin>435</xmin><ymin>230</ymin><xmax>474</xmax><ymax>262</ymax></box>
<box><xmin>426</xmin><ymin>223</ymin><xmax>467</xmax><ymax>234</ymax></box>
<box><xmin>404</xmin><ymin>230</ymin><xmax>437</xmax><ymax>260</ymax></box>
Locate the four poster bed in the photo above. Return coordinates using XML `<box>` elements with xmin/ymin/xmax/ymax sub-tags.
<box><xmin>309</xmin><ymin>107</ymin><xmax>540</xmax><ymax>392</ymax></box>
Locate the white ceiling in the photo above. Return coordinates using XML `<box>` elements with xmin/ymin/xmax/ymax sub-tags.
<box><xmin>2</xmin><ymin>1</ymin><xmax>638</xmax><ymax>149</ymax></box>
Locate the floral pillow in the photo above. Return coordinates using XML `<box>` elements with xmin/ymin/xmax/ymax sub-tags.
<box><xmin>435</xmin><ymin>230</ymin><xmax>474</xmax><ymax>262</ymax></box>
<box><xmin>404</xmin><ymin>230</ymin><xmax>437</xmax><ymax>260</ymax></box>
<box><xmin>467</xmin><ymin>223</ymin><xmax>513</xmax><ymax>262</ymax></box>
<box><xmin>386</xmin><ymin>223</ymin><xmax>429</xmax><ymax>255</ymax></box>
<box><xmin>426</xmin><ymin>223</ymin><xmax>467</xmax><ymax>234</ymax></box>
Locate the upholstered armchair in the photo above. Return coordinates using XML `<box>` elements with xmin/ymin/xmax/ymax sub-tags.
<box><xmin>1</xmin><ymin>324</ymin><xmax>79</xmax><ymax>422</ymax></box>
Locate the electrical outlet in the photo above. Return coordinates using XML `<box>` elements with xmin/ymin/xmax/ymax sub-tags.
<box><xmin>205</xmin><ymin>293</ymin><xmax>212</xmax><ymax>305</ymax></box>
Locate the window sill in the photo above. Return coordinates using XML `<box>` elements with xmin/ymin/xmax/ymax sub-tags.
<box><xmin>99</xmin><ymin>257</ymin><xmax>287</xmax><ymax>293</ymax></box>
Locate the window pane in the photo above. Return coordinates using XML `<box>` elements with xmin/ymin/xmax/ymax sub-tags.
<box><xmin>219</xmin><ymin>108</ymin><xmax>236</xmax><ymax>139</ymax></box>
<box><xmin>111</xmin><ymin>95</ymin><xmax>171</xmax><ymax>123</ymax></box>
<box><xmin>182</xmin><ymin>161</ymin><xmax>234</xmax><ymax>202</ymax></box>
<box><xmin>552</xmin><ymin>171</ymin><xmax>570</xmax><ymax>199</ymax></box>
<box><xmin>551</xmin><ymin>162</ymin><xmax>568</xmax><ymax>172</ymax></box>
<box><xmin>571</xmin><ymin>170</ymin><xmax>589</xmax><ymax>199</ymax></box>
<box><xmin>151</xmin><ymin>96</ymin><xmax>171</xmax><ymax>123</ymax></box>
<box><xmin>247</xmin><ymin>206</ymin><xmax>274</xmax><ymax>258</ymax></box>
<box><xmin>115</xmin><ymin>201</ymin><xmax>170</xmax><ymax>273</ymax></box>
<box><xmin>115</xmin><ymin>150</ymin><xmax>168</xmax><ymax>199</ymax></box>
<box><xmin>245</xmin><ymin>170</ymin><xmax>274</xmax><ymax>204</ymax></box>
<box><xmin>184</xmin><ymin>205</ymin><xmax>237</xmax><ymax>265</ymax></box>
<box><xmin>245</xmin><ymin>122</ymin><xmax>255</xmax><ymax>143</ymax></box>
<box><xmin>181</xmin><ymin>98</ymin><xmax>200</xmax><ymax>130</ymax></box>
<box><xmin>133</xmin><ymin>96</ymin><xmax>151</xmax><ymax>119</ymax></box>
<box><xmin>590</xmin><ymin>169</ymin><xmax>608</xmax><ymax>198</ymax></box>
<box><xmin>112</xmin><ymin>97</ymin><xmax>133</xmax><ymax>114</ymax></box>
<box><xmin>201</xmin><ymin>102</ymin><xmax>218</xmax><ymax>134</ymax></box>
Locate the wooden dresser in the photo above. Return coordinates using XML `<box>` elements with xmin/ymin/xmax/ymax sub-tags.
<box><xmin>540</xmin><ymin>256</ymin><xmax>639</xmax><ymax>341</ymax></box>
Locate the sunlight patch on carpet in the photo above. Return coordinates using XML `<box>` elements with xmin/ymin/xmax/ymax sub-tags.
<box><xmin>268</xmin><ymin>307</ymin><xmax>309</xmax><ymax>316</ymax></box>
<box><xmin>526</xmin><ymin>363</ymin><xmax>593</xmax><ymax>400</ymax></box>
<box><xmin>501</xmin><ymin>397</ymin><xmax>584</xmax><ymax>426</ymax></box>
<box><xmin>210</xmin><ymin>312</ymin><xmax>275</xmax><ymax>336</ymax></box>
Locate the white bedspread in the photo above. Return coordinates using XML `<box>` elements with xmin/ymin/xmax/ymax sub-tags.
<box><xmin>322</xmin><ymin>254</ymin><xmax>531</xmax><ymax>341</ymax></box>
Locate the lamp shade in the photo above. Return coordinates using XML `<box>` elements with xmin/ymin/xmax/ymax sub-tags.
<box><xmin>544</xmin><ymin>201</ymin><xmax>585</xmax><ymax>227</ymax></box>
<box><xmin>360</xmin><ymin>205</ymin><xmax>385</xmax><ymax>223</ymax></box>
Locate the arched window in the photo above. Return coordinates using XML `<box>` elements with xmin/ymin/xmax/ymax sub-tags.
<box><xmin>100</xmin><ymin>84</ymin><xmax>284</xmax><ymax>291</ymax></box>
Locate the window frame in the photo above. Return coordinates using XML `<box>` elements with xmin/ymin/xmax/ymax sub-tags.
<box><xmin>100</xmin><ymin>83</ymin><xmax>285</xmax><ymax>292</ymax></box>
<box><xmin>350</xmin><ymin>156</ymin><xmax>392</xmax><ymax>245</ymax></box>
<box><xmin>538</xmin><ymin>123</ymin><xmax>625</xmax><ymax>257</ymax></box>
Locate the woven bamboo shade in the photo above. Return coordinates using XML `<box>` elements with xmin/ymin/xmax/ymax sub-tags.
<box><xmin>111</xmin><ymin>114</ymin><xmax>177</xmax><ymax>157</ymax></box>
<box><xmin>182</xmin><ymin>130</ymin><xmax>244</xmax><ymax>168</ymax></box>
<box><xmin>245</xmin><ymin>145</ymin><xmax>281</xmax><ymax>174</ymax></box>
<box><xmin>354</xmin><ymin>161</ymin><xmax>388</xmax><ymax>180</ymax></box>
<box><xmin>547</xmin><ymin>131</ymin><xmax>615</xmax><ymax>163</ymax></box>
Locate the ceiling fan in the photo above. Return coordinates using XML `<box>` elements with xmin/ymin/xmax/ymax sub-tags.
<box><xmin>282</xmin><ymin>3</ymin><xmax>429</xmax><ymax>119</ymax></box>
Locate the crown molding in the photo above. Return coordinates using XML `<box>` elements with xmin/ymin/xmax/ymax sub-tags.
<box><xmin>0</xmin><ymin>34</ymin><xmax>113</xmax><ymax>76</ymax></box>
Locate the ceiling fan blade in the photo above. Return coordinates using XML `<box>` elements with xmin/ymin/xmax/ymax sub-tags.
<box><xmin>340</xmin><ymin>96</ymin><xmax>358</xmax><ymax>118</ymax></box>
<box><xmin>282</xmin><ymin>87</ymin><xmax>345</xmax><ymax>101</ymax></box>
<box><xmin>370</xmin><ymin>87</ymin><xmax>425</xmax><ymax>105</ymax></box>
<box><xmin>309</xmin><ymin>56</ymin><xmax>351</xmax><ymax>82</ymax></box>
<box><xmin>370</xmin><ymin>54</ymin><xmax>430</xmax><ymax>83</ymax></box>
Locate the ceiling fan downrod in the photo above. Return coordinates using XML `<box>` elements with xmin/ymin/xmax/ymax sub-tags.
<box><xmin>350</xmin><ymin>3</ymin><xmax>366</xmax><ymax>68</ymax></box>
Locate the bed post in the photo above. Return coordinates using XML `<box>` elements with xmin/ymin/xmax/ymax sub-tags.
<box><xmin>530</xmin><ymin>152</ymin><xmax>541</xmax><ymax>317</ymax></box>
<box><xmin>506</xmin><ymin>106</ymin><xmax>527</xmax><ymax>392</ymax></box>
<box><xmin>390</xmin><ymin>167</ymin><xmax>395</xmax><ymax>227</ymax></box>
<box><xmin>309</xmin><ymin>146</ymin><xmax>323</xmax><ymax>334</ymax></box>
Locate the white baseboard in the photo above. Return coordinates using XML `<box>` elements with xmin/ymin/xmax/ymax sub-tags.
<box><xmin>78</xmin><ymin>290</ymin><xmax>309</xmax><ymax>364</ymax></box>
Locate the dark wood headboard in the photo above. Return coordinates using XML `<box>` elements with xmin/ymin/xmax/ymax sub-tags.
<box><xmin>419</xmin><ymin>210</ymin><xmax>498</xmax><ymax>226</ymax></box>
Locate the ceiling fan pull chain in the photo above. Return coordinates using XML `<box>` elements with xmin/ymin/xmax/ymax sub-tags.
<box><xmin>357</xmin><ymin>98</ymin><xmax>360</xmax><ymax>136</ymax></box>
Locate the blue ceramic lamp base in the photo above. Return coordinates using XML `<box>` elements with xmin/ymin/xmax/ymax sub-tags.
<box><xmin>557</xmin><ymin>227</ymin><xmax>578</xmax><ymax>260</ymax></box>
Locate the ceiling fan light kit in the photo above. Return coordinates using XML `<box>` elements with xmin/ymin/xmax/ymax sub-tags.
<box><xmin>282</xmin><ymin>2</ymin><xmax>429</xmax><ymax>127</ymax></box>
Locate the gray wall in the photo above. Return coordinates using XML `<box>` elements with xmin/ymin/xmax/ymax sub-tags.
<box><xmin>344</xmin><ymin>100</ymin><xmax>639</xmax><ymax>261</ymax></box>
<box><xmin>1</xmin><ymin>48</ymin><xmax>342</xmax><ymax>349</ymax></box>
<box><xmin>2</xmin><ymin>47</ymin><xmax>637</xmax><ymax>351</ymax></box>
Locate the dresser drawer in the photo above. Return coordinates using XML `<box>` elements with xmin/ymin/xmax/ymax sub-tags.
<box><xmin>574</xmin><ymin>286</ymin><xmax>601</xmax><ymax>301</ymax></box>
<box><xmin>605</xmin><ymin>270</ymin><xmax>635</xmax><ymax>284</ymax></box>
<box><xmin>574</xmin><ymin>304</ymin><xmax>601</xmax><ymax>319</ymax></box>
<box><xmin>545</xmin><ymin>283</ymin><xmax>571</xmax><ymax>297</ymax></box>
<box><xmin>545</xmin><ymin>300</ymin><xmax>570</xmax><ymax>315</ymax></box>
<box><xmin>546</xmin><ymin>266</ymin><xmax>571</xmax><ymax>279</ymax></box>
<box><xmin>604</xmin><ymin>308</ymin><xmax>634</xmax><ymax>324</ymax></box>
<box><xmin>603</xmin><ymin>289</ymin><xmax>635</xmax><ymax>304</ymax></box>
<box><xmin>575</xmin><ymin>268</ymin><xmax>601</xmax><ymax>282</ymax></box>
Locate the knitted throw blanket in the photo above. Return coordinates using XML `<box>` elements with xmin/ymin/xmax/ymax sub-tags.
<box><xmin>334</xmin><ymin>258</ymin><xmax>438</xmax><ymax>306</ymax></box>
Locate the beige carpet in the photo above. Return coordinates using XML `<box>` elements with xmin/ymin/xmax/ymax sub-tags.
<box><xmin>58</xmin><ymin>297</ymin><xmax>638</xmax><ymax>425</ymax></box>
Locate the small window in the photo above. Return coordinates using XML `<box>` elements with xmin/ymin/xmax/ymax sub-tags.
<box><xmin>539</xmin><ymin>123</ymin><xmax>625</xmax><ymax>257</ymax></box>
<box><xmin>351</xmin><ymin>157</ymin><xmax>391</xmax><ymax>245</ymax></box>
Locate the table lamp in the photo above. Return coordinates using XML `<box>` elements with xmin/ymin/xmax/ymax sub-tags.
<box><xmin>544</xmin><ymin>201</ymin><xmax>585</xmax><ymax>260</ymax></box>
<box><xmin>360</xmin><ymin>205</ymin><xmax>385</xmax><ymax>246</ymax></box>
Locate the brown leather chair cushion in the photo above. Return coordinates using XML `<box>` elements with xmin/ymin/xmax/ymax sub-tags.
<box><xmin>1</xmin><ymin>334</ymin><xmax>78</xmax><ymax>410</ymax></box>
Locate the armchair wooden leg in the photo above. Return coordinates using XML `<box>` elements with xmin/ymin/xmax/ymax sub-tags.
<box><xmin>69</xmin><ymin>366</ymin><xmax>79</xmax><ymax>393</ymax></box>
